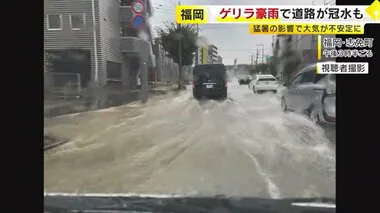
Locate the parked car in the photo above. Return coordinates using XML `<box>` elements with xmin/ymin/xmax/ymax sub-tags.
<box><xmin>249</xmin><ymin>74</ymin><xmax>279</xmax><ymax>93</ymax></box>
<box><xmin>192</xmin><ymin>64</ymin><xmax>227</xmax><ymax>100</ymax></box>
<box><xmin>281</xmin><ymin>64</ymin><xmax>336</xmax><ymax>127</ymax></box>
<box><xmin>248</xmin><ymin>75</ymin><xmax>255</xmax><ymax>88</ymax></box>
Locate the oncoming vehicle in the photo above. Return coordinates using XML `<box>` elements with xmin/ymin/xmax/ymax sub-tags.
<box><xmin>192</xmin><ymin>64</ymin><xmax>227</xmax><ymax>100</ymax></box>
<box><xmin>249</xmin><ymin>74</ymin><xmax>279</xmax><ymax>93</ymax></box>
<box><xmin>281</xmin><ymin>64</ymin><xmax>336</xmax><ymax>127</ymax></box>
<box><xmin>238</xmin><ymin>75</ymin><xmax>251</xmax><ymax>85</ymax></box>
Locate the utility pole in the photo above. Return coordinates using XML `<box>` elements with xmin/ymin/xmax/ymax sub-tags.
<box><xmin>256</xmin><ymin>44</ymin><xmax>264</xmax><ymax>73</ymax></box>
<box><xmin>139</xmin><ymin>0</ymin><xmax>153</xmax><ymax>103</ymax></box>
<box><xmin>261</xmin><ymin>48</ymin><xmax>264</xmax><ymax>64</ymax></box>
<box><xmin>177</xmin><ymin>1</ymin><xmax>183</xmax><ymax>89</ymax></box>
<box><xmin>139</xmin><ymin>40</ymin><xmax>149</xmax><ymax>103</ymax></box>
<box><xmin>91</xmin><ymin>0</ymin><xmax>98</xmax><ymax>83</ymax></box>
<box><xmin>255</xmin><ymin>49</ymin><xmax>259</xmax><ymax>73</ymax></box>
<box><xmin>195</xmin><ymin>24</ymin><xmax>199</xmax><ymax>65</ymax></box>
<box><xmin>250</xmin><ymin>53</ymin><xmax>254</xmax><ymax>65</ymax></box>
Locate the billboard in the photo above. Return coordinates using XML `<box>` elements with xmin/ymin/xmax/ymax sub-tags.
<box><xmin>202</xmin><ymin>48</ymin><xmax>208</xmax><ymax>64</ymax></box>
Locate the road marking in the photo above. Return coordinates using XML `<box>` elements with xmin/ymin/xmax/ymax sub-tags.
<box><xmin>292</xmin><ymin>202</ymin><xmax>335</xmax><ymax>208</ymax></box>
<box><xmin>44</xmin><ymin>140</ymin><xmax>69</xmax><ymax>151</ymax></box>
<box><xmin>243</xmin><ymin>149</ymin><xmax>281</xmax><ymax>199</ymax></box>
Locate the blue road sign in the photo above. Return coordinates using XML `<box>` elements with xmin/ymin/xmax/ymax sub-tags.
<box><xmin>131</xmin><ymin>15</ymin><xmax>146</xmax><ymax>29</ymax></box>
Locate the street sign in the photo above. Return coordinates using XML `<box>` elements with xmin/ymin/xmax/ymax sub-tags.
<box><xmin>131</xmin><ymin>15</ymin><xmax>146</xmax><ymax>29</ymax></box>
<box><xmin>131</xmin><ymin>0</ymin><xmax>145</xmax><ymax>14</ymax></box>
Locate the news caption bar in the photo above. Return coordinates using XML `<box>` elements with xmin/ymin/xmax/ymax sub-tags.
<box><xmin>316</xmin><ymin>62</ymin><xmax>369</xmax><ymax>74</ymax></box>
<box><xmin>175</xmin><ymin>3</ymin><xmax>378</xmax><ymax>74</ymax></box>
<box><xmin>316</xmin><ymin>36</ymin><xmax>372</xmax><ymax>74</ymax></box>
<box><xmin>175</xmin><ymin>4</ymin><xmax>380</xmax><ymax>34</ymax></box>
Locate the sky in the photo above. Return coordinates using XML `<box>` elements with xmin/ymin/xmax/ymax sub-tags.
<box><xmin>150</xmin><ymin>0</ymin><xmax>331</xmax><ymax>65</ymax></box>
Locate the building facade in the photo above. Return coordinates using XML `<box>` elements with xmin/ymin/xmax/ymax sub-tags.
<box><xmin>273</xmin><ymin>34</ymin><xmax>333</xmax><ymax>82</ymax></box>
<box><xmin>195</xmin><ymin>44</ymin><xmax>219</xmax><ymax>64</ymax></box>
<box><xmin>207</xmin><ymin>44</ymin><xmax>218</xmax><ymax>64</ymax></box>
<box><xmin>44</xmin><ymin>0</ymin><xmax>155</xmax><ymax>89</ymax></box>
<box><xmin>217</xmin><ymin>55</ymin><xmax>223</xmax><ymax>64</ymax></box>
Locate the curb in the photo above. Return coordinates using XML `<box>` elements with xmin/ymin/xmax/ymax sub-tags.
<box><xmin>44</xmin><ymin>88</ymin><xmax>176</xmax><ymax>118</ymax></box>
<box><xmin>44</xmin><ymin>140</ymin><xmax>69</xmax><ymax>151</ymax></box>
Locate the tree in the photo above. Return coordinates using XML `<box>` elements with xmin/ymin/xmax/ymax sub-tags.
<box><xmin>156</xmin><ymin>22</ymin><xmax>198</xmax><ymax>89</ymax></box>
<box><xmin>249</xmin><ymin>64</ymin><xmax>268</xmax><ymax>75</ymax></box>
<box><xmin>268</xmin><ymin>56</ymin><xmax>278</xmax><ymax>76</ymax></box>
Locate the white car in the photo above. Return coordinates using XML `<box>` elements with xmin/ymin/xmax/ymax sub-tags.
<box><xmin>249</xmin><ymin>74</ymin><xmax>279</xmax><ymax>93</ymax></box>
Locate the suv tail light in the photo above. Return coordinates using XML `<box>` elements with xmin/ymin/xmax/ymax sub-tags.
<box><xmin>224</xmin><ymin>80</ymin><xmax>227</xmax><ymax>87</ymax></box>
<box><xmin>192</xmin><ymin>81</ymin><xmax>195</xmax><ymax>88</ymax></box>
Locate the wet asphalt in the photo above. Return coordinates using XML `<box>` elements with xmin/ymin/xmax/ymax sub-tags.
<box><xmin>44</xmin><ymin>80</ymin><xmax>335</xmax><ymax>199</ymax></box>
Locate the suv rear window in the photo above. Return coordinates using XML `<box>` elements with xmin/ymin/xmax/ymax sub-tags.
<box><xmin>193</xmin><ymin>65</ymin><xmax>226</xmax><ymax>83</ymax></box>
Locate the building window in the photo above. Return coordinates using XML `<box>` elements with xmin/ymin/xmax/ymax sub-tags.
<box><xmin>47</xmin><ymin>14</ymin><xmax>62</xmax><ymax>30</ymax></box>
<box><xmin>121</xmin><ymin>27</ymin><xmax>138</xmax><ymax>37</ymax></box>
<box><xmin>70</xmin><ymin>14</ymin><xmax>85</xmax><ymax>30</ymax></box>
<box><xmin>311</xmin><ymin>35</ymin><xmax>317</xmax><ymax>42</ymax></box>
<box><xmin>286</xmin><ymin>35</ymin><xmax>292</xmax><ymax>42</ymax></box>
<box><xmin>107</xmin><ymin>61</ymin><xmax>122</xmax><ymax>80</ymax></box>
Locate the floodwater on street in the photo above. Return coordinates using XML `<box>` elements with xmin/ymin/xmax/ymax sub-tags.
<box><xmin>44</xmin><ymin>79</ymin><xmax>335</xmax><ymax>199</ymax></box>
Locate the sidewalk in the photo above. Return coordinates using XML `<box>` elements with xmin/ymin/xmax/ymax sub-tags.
<box><xmin>44</xmin><ymin>84</ymin><xmax>178</xmax><ymax>118</ymax></box>
<box><xmin>44</xmin><ymin>99</ymin><xmax>86</xmax><ymax>118</ymax></box>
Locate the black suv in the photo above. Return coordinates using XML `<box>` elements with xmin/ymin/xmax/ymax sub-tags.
<box><xmin>192</xmin><ymin>64</ymin><xmax>227</xmax><ymax>99</ymax></box>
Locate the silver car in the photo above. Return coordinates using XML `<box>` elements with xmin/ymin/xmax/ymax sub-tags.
<box><xmin>281</xmin><ymin>64</ymin><xmax>336</xmax><ymax>127</ymax></box>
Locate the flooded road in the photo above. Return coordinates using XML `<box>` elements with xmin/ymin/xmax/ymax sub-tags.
<box><xmin>44</xmin><ymin>80</ymin><xmax>335</xmax><ymax>199</ymax></box>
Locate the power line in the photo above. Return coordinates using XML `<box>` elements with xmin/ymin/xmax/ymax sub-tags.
<box><xmin>219</xmin><ymin>48</ymin><xmax>272</xmax><ymax>51</ymax></box>
<box><xmin>154</xmin><ymin>10</ymin><xmax>175</xmax><ymax>15</ymax></box>
<box><xmin>155</xmin><ymin>4</ymin><xmax>175</xmax><ymax>9</ymax></box>
<box><xmin>158</xmin><ymin>0</ymin><xmax>177</xmax><ymax>7</ymax></box>
<box><xmin>155</xmin><ymin>8</ymin><xmax>175</xmax><ymax>13</ymax></box>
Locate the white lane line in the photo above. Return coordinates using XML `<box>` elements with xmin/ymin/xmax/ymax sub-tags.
<box><xmin>292</xmin><ymin>202</ymin><xmax>335</xmax><ymax>208</ymax></box>
<box><xmin>243</xmin><ymin>149</ymin><xmax>281</xmax><ymax>199</ymax></box>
